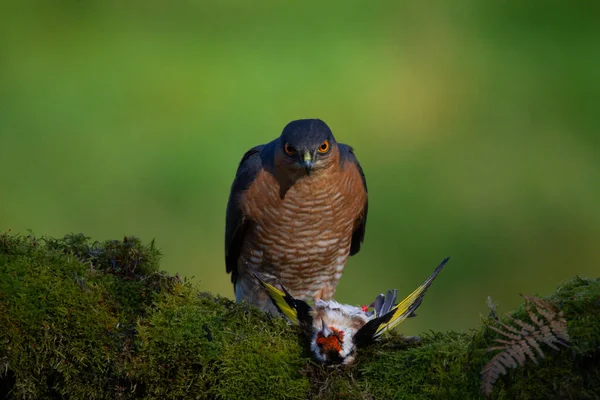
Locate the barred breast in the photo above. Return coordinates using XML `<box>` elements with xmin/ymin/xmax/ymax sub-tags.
<box><xmin>238</xmin><ymin>159</ymin><xmax>366</xmax><ymax>305</ymax></box>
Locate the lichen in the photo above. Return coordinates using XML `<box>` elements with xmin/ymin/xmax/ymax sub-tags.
<box><xmin>1</xmin><ymin>232</ymin><xmax>598</xmax><ymax>399</ymax></box>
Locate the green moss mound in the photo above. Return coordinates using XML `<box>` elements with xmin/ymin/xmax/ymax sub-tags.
<box><xmin>1</xmin><ymin>233</ymin><xmax>598</xmax><ymax>399</ymax></box>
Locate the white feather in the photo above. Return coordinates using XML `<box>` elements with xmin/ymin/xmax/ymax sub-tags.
<box><xmin>310</xmin><ymin>300</ymin><xmax>372</xmax><ymax>363</ymax></box>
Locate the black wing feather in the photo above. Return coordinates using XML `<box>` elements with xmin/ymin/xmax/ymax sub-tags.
<box><xmin>225</xmin><ymin>145</ymin><xmax>265</xmax><ymax>285</ymax></box>
<box><xmin>352</xmin><ymin>311</ymin><xmax>396</xmax><ymax>347</ymax></box>
<box><xmin>338</xmin><ymin>144</ymin><xmax>368</xmax><ymax>256</ymax></box>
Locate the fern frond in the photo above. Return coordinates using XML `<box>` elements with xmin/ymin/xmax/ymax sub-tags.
<box><xmin>480</xmin><ymin>295</ymin><xmax>569</xmax><ymax>398</ymax></box>
<box><xmin>524</xmin><ymin>297</ymin><xmax>544</xmax><ymax>327</ymax></box>
<box><xmin>506</xmin><ymin>313</ymin><xmax>536</xmax><ymax>332</ymax></box>
<box><xmin>517</xmin><ymin>339</ymin><xmax>539</xmax><ymax>365</ymax></box>
<box><xmin>528</xmin><ymin>296</ymin><xmax>557</xmax><ymax>323</ymax></box>
<box><xmin>523</xmin><ymin>335</ymin><xmax>544</xmax><ymax>361</ymax></box>
<box><xmin>488</xmin><ymin>322</ymin><xmax>520</xmax><ymax>339</ymax></box>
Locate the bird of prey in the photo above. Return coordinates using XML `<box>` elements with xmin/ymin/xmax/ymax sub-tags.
<box><xmin>225</xmin><ymin>119</ymin><xmax>368</xmax><ymax>314</ymax></box>
<box><xmin>254</xmin><ymin>257</ymin><xmax>450</xmax><ymax>365</ymax></box>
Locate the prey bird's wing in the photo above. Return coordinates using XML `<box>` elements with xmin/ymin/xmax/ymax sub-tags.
<box><xmin>370</xmin><ymin>289</ymin><xmax>398</xmax><ymax>318</ymax></box>
<box><xmin>253</xmin><ymin>273</ymin><xmax>312</xmax><ymax>326</ymax></box>
<box><xmin>373</xmin><ymin>257</ymin><xmax>450</xmax><ymax>338</ymax></box>
<box><xmin>353</xmin><ymin>257</ymin><xmax>450</xmax><ymax>346</ymax></box>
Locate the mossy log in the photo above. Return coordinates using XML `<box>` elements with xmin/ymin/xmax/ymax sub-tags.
<box><xmin>0</xmin><ymin>233</ymin><xmax>598</xmax><ymax>399</ymax></box>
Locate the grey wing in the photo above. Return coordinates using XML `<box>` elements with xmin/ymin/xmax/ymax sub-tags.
<box><xmin>371</xmin><ymin>290</ymin><xmax>399</xmax><ymax>318</ymax></box>
<box><xmin>225</xmin><ymin>145</ymin><xmax>265</xmax><ymax>285</ymax></box>
<box><xmin>339</xmin><ymin>143</ymin><xmax>368</xmax><ymax>255</ymax></box>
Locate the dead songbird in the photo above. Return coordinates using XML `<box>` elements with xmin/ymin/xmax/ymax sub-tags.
<box><xmin>254</xmin><ymin>257</ymin><xmax>450</xmax><ymax>365</ymax></box>
<box><xmin>225</xmin><ymin>119</ymin><xmax>368</xmax><ymax>314</ymax></box>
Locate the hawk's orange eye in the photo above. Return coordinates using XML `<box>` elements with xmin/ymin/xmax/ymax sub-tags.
<box><xmin>284</xmin><ymin>143</ymin><xmax>296</xmax><ymax>155</ymax></box>
<box><xmin>318</xmin><ymin>140</ymin><xmax>329</xmax><ymax>153</ymax></box>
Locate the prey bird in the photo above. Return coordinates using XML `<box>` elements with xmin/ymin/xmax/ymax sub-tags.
<box><xmin>225</xmin><ymin>119</ymin><xmax>368</xmax><ymax>314</ymax></box>
<box><xmin>254</xmin><ymin>257</ymin><xmax>450</xmax><ymax>365</ymax></box>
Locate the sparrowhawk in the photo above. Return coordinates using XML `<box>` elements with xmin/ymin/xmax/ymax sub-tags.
<box><xmin>225</xmin><ymin>119</ymin><xmax>368</xmax><ymax>314</ymax></box>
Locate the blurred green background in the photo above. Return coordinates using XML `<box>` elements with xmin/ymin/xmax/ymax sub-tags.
<box><xmin>1</xmin><ymin>1</ymin><xmax>599</xmax><ymax>335</ymax></box>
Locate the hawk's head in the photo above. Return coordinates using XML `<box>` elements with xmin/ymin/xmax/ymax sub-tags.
<box><xmin>277</xmin><ymin>119</ymin><xmax>337</xmax><ymax>176</ymax></box>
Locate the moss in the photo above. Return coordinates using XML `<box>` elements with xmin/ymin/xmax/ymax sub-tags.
<box><xmin>0</xmin><ymin>232</ymin><xmax>310</xmax><ymax>400</ymax></box>
<box><xmin>1</xmin><ymin>232</ymin><xmax>598</xmax><ymax>399</ymax></box>
<box><xmin>0</xmin><ymin>233</ymin><xmax>121</xmax><ymax>398</ymax></box>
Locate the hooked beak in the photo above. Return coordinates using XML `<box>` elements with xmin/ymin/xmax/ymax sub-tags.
<box><xmin>302</xmin><ymin>152</ymin><xmax>313</xmax><ymax>175</ymax></box>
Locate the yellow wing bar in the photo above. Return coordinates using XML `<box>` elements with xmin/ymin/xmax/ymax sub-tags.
<box><xmin>374</xmin><ymin>257</ymin><xmax>450</xmax><ymax>338</ymax></box>
<box><xmin>253</xmin><ymin>273</ymin><xmax>300</xmax><ymax>324</ymax></box>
